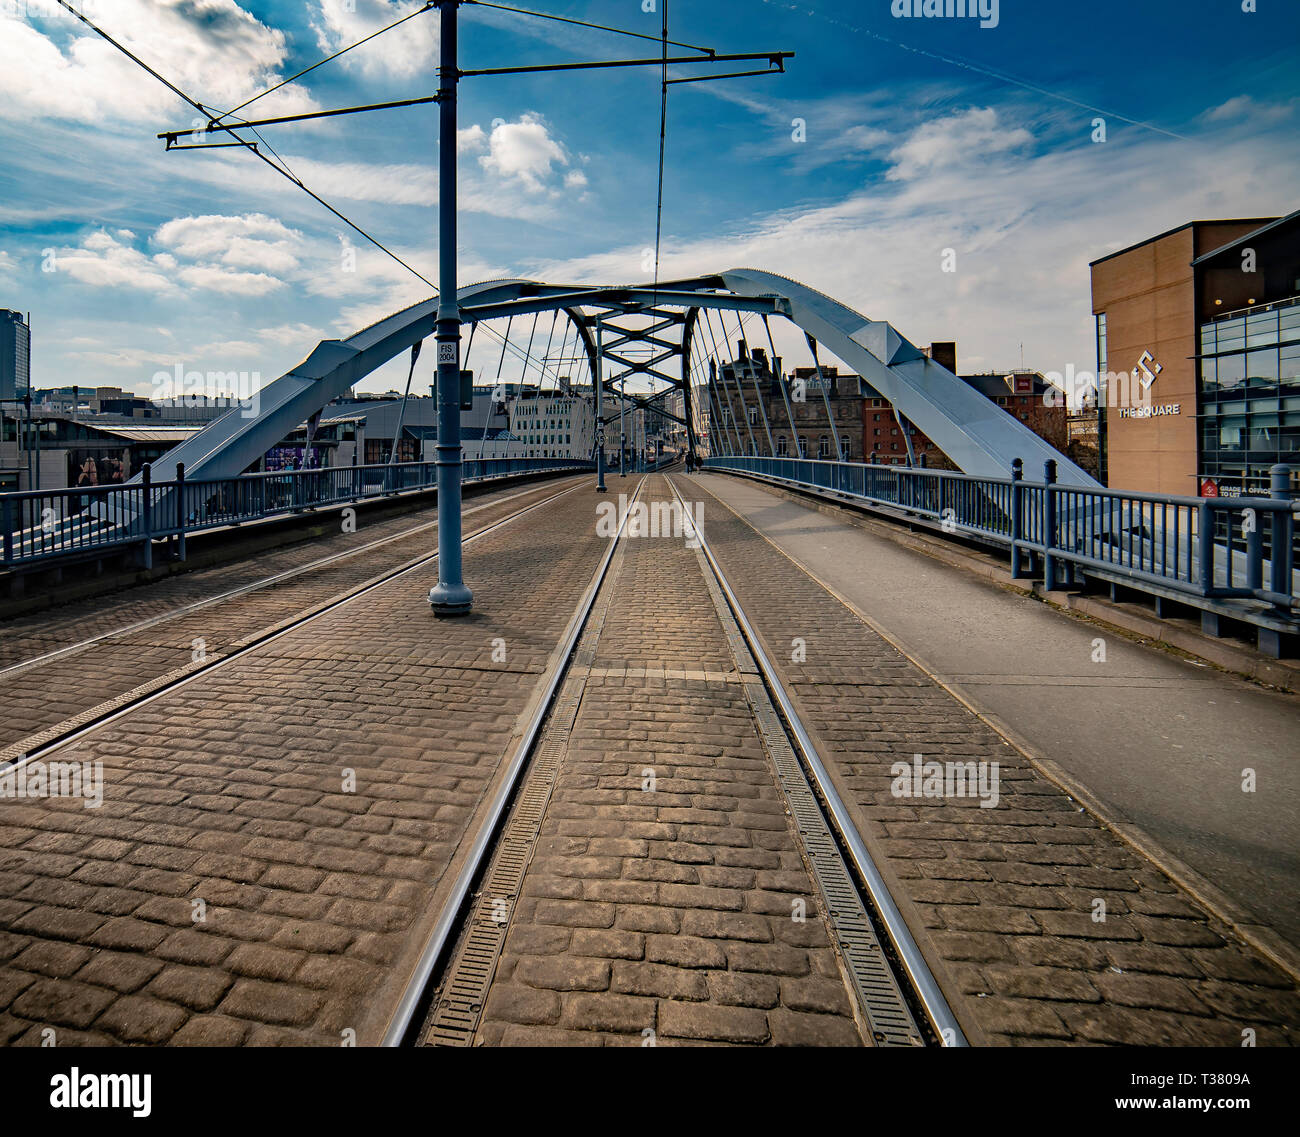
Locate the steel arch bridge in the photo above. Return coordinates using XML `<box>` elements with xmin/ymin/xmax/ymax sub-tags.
<box><xmin>152</xmin><ymin>269</ymin><xmax>1097</xmax><ymax>490</ymax></box>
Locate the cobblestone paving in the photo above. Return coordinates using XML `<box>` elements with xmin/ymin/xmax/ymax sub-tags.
<box><xmin>0</xmin><ymin>483</ymin><xmax>607</xmax><ymax>1046</ymax></box>
<box><xmin>475</xmin><ymin>477</ymin><xmax>865</xmax><ymax>1046</ymax></box>
<box><xmin>681</xmin><ymin>474</ymin><xmax>1300</xmax><ymax>1046</ymax></box>
<box><xmin>0</xmin><ymin>478</ymin><xmax>581</xmax><ymax>751</ymax></box>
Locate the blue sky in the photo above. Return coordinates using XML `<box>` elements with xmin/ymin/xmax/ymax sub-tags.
<box><xmin>0</xmin><ymin>0</ymin><xmax>1297</xmax><ymax>397</ymax></box>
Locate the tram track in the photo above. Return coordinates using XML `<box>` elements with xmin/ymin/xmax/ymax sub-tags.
<box><xmin>0</xmin><ymin>479</ymin><xmax>583</xmax><ymax>775</ymax></box>
<box><xmin>383</xmin><ymin>472</ymin><xmax>962</xmax><ymax>1047</ymax></box>
<box><xmin>0</xmin><ymin>478</ymin><xmax>582</xmax><ymax>680</ymax></box>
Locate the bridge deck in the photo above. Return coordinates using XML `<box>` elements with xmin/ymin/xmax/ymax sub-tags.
<box><xmin>696</xmin><ymin>472</ymin><xmax>1300</xmax><ymax>955</ymax></box>
<box><xmin>0</xmin><ymin>472</ymin><xmax>1295</xmax><ymax>1046</ymax></box>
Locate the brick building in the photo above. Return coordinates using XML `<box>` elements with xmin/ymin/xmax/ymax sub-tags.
<box><xmin>706</xmin><ymin>339</ymin><xmax>1069</xmax><ymax>469</ymax></box>
<box><xmin>864</xmin><ymin>343</ymin><xmax>1068</xmax><ymax>469</ymax></box>
<box><xmin>707</xmin><ymin>341</ymin><xmax>860</xmax><ymax>460</ymax></box>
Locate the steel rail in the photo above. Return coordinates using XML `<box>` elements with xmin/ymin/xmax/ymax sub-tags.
<box><xmin>665</xmin><ymin>475</ymin><xmax>969</xmax><ymax>1047</ymax></box>
<box><xmin>382</xmin><ymin>477</ymin><xmax>647</xmax><ymax>1046</ymax></box>
<box><xmin>0</xmin><ymin>479</ymin><xmax>581</xmax><ymax>681</ymax></box>
<box><xmin>0</xmin><ymin>483</ymin><xmax>582</xmax><ymax>777</ymax></box>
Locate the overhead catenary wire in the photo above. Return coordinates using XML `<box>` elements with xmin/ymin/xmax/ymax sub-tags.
<box><xmin>60</xmin><ymin>0</ymin><xmax>785</xmax><ymax>435</ymax></box>
<box><xmin>213</xmin><ymin>1</ymin><xmax>437</xmax><ymax>125</ymax></box>
<box><xmin>466</xmin><ymin>0</ymin><xmax>714</xmax><ymax>56</ymax></box>
<box><xmin>52</xmin><ymin>0</ymin><xmax>574</xmax><ymax>395</ymax></box>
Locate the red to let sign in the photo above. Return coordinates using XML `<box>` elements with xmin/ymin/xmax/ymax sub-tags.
<box><xmin>1200</xmin><ymin>478</ymin><xmax>1219</xmax><ymax>497</ymax></box>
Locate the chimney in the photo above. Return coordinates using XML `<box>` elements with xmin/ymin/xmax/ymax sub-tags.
<box><xmin>928</xmin><ymin>341</ymin><xmax>957</xmax><ymax>373</ymax></box>
<box><xmin>737</xmin><ymin>338</ymin><xmax>749</xmax><ymax>361</ymax></box>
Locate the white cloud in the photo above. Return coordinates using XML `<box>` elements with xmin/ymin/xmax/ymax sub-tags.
<box><xmin>55</xmin><ymin>230</ymin><xmax>176</xmax><ymax>292</ymax></box>
<box><xmin>154</xmin><ymin>213</ymin><xmax>303</xmax><ymax>274</ymax></box>
<box><xmin>0</xmin><ymin>0</ymin><xmax>318</xmax><ymax>125</ymax></box>
<box><xmin>51</xmin><ymin>221</ymin><xmax>292</xmax><ymax>296</ymax></box>
<box><xmin>311</xmin><ymin>0</ymin><xmax>437</xmax><ymax>81</ymax></box>
<box><xmin>479</xmin><ymin>114</ymin><xmax>571</xmax><ymax>193</ymax></box>
<box><xmin>887</xmin><ymin>107</ymin><xmax>1033</xmax><ymax>181</ymax></box>
<box><xmin>277</xmin><ymin>157</ymin><xmax>434</xmax><ymax>207</ymax></box>
<box><xmin>176</xmin><ymin>263</ymin><xmax>284</xmax><ymax>296</ymax></box>
<box><xmin>1204</xmin><ymin>95</ymin><xmax>1296</xmax><ymax>125</ymax></box>
<box><xmin>532</xmin><ymin>105</ymin><xmax>1300</xmax><ymax>383</ymax></box>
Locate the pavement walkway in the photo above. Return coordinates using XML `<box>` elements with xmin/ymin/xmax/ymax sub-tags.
<box><xmin>693</xmin><ymin>473</ymin><xmax>1300</xmax><ymax>953</ymax></box>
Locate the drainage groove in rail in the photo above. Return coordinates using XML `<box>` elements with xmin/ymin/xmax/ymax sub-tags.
<box><xmin>666</xmin><ymin>474</ymin><xmax>968</xmax><ymax>1048</ymax></box>
<box><xmin>422</xmin><ymin>536</ymin><xmax>631</xmax><ymax>1046</ymax></box>
<box><xmin>382</xmin><ymin>478</ymin><xmax>648</xmax><ymax>1047</ymax></box>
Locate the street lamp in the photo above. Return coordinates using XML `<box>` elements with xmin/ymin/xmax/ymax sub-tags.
<box><xmin>148</xmin><ymin>0</ymin><xmax>792</xmax><ymax>615</ymax></box>
<box><xmin>426</xmin><ymin>0</ymin><xmax>472</xmax><ymax>615</ymax></box>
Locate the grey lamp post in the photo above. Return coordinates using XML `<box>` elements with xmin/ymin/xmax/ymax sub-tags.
<box><xmin>427</xmin><ymin>0</ymin><xmax>473</xmax><ymax>614</ymax></box>
<box><xmin>595</xmin><ymin>315</ymin><xmax>607</xmax><ymax>492</ymax></box>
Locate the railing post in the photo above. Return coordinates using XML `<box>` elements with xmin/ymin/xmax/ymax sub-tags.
<box><xmin>140</xmin><ymin>462</ymin><xmax>153</xmax><ymax>571</ymax></box>
<box><xmin>1269</xmin><ymin>463</ymin><xmax>1294</xmax><ymax>612</ymax></box>
<box><xmin>1009</xmin><ymin>458</ymin><xmax>1024</xmax><ymax>579</ymax></box>
<box><xmin>175</xmin><ymin>462</ymin><xmax>187</xmax><ymax>562</ymax></box>
<box><xmin>1041</xmin><ymin>459</ymin><xmax>1058</xmax><ymax>591</ymax></box>
<box><xmin>1197</xmin><ymin>498</ymin><xmax>1215</xmax><ymax>596</ymax></box>
<box><xmin>2</xmin><ymin>495</ymin><xmax>12</xmax><ymax>568</ymax></box>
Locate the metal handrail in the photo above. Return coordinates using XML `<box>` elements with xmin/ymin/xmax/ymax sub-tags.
<box><xmin>703</xmin><ymin>455</ymin><xmax>1298</xmax><ymax>623</ymax></box>
<box><xmin>0</xmin><ymin>457</ymin><xmax>592</xmax><ymax>571</ymax></box>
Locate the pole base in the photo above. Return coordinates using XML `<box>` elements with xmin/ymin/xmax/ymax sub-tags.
<box><xmin>428</xmin><ymin>580</ymin><xmax>473</xmax><ymax>615</ymax></box>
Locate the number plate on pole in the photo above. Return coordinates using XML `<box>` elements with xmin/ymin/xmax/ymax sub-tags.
<box><xmin>438</xmin><ymin>342</ymin><xmax>458</xmax><ymax>366</ymax></box>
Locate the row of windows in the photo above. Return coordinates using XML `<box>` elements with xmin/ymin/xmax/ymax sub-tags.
<box><xmin>768</xmin><ymin>436</ymin><xmax>853</xmax><ymax>459</ymax></box>
<box><xmin>1201</xmin><ymin>417</ymin><xmax>1300</xmax><ymax>456</ymax></box>
<box><xmin>1201</xmin><ymin>304</ymin><xmax>1300</xmax><ymax>355</ymax></box>
<box><xmin>1201</xmin><ymin>344</ymin><xmax>1300</xmax><ymax>390</ymax></box>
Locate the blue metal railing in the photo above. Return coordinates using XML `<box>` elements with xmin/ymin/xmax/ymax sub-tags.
<box><xmin>0</xmin><ymin>457</ymin><xmax>592</xmax><ymax>571</ymax></box>
<box><xmin>703</xmin><ymin>455</ymin><xmax>1298</xmax><ymax>623</ymax></box>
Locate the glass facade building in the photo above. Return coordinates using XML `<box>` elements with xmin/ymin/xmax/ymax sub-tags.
<box><xmin>0</xmin><ymin>309</ymin><xmax>30</xmax><ymax>401</ymax></box>
<box><xmin>1199</xmin><ymin>299</ymin><xmax>1300</xmax><ymax>495</ymax></box>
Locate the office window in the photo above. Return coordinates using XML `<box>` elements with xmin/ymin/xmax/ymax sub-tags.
<box><xmin>1096</xmin><ymin>312</ymin><xmax>1107</xmax><ymax>373</ymax></box>
<box><xmin>1246</xmin><ymin>348</ymin><xmax>1279</xmax><ymax>388</ymax></box>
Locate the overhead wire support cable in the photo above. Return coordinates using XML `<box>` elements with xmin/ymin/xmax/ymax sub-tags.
<box><xmin>213</xmin><ymin>1</ymin><xmax>436</xmax><ymax>125</ymax></box>
<box><xmin>458</xmin><ymin>51</ymin><xmax>792</xmax><ymax>79</ymax></box>
<box><xmin>161</xmin><ymin>95</ymin><xmax>446</xmax><ymax>141</ymax></box>
<box><xmin>466</xmin><ymin>0</ymin><xmax>715</xmax><ymax>55</ymax></box>
<box><xmin>85</xmin><ymin>0</ymin><xmax>792</xmax><ymax>473</ymax></box>
<box><xmin>665</xmin><ymin>66</ymin><xmax>786</xmax><ymax>85</ymax></box>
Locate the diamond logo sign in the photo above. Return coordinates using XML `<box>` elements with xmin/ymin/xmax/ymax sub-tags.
<box><xmin>1136</xmin><ymin>349</ymin><xmax>1163</xmax><ymax>391</ymax></box>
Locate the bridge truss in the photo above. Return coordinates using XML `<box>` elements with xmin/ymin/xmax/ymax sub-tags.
<box><xmin>150</xmin><ymin>268</ymin><xmax>1096</xmax><ymax>493</ymax></box>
